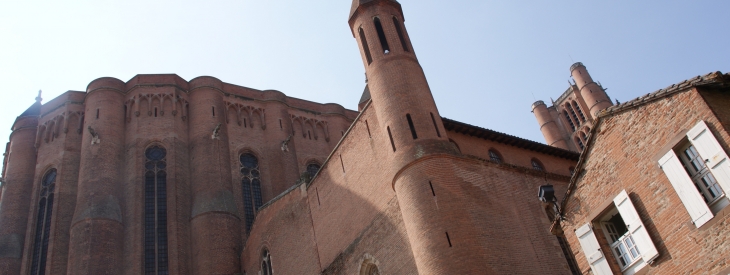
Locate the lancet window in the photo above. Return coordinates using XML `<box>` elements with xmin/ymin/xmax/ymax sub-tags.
<box><xmin>30</xmin><ymin>169</ymin><xmax>56</xmax><ymax>275</ymax></box>
<box><xmin>144</xmin><ymin>146</ymin><xmax>169</xmax><ymax>275</ymax></box>
<box><xmin>241</xmin><ymin>153</ymin><xmax>263</xmax><ymax>233</ymax></box>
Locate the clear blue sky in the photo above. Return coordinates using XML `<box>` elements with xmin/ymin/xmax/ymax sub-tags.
<box><xmin>1</xmin><ymin>0</ymin><xmax>728</xmax><ymax>173</ymax></box>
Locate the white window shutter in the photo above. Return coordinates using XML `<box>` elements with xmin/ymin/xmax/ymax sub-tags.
<box><xmin>659</xmin><ymin>150</ymin><xmax>714</xmax><ymax>227</ymax></box>
<box><xmin>575</xmin><ymin>223</ymin><xmax>613</xmax><ymax>275</ymax></box>
<box><xmin>613</xmin><ymin>190</ymin><xmax>660</xmax><ymax>263</ymax></box>
<box><xmin>687</xmin><ymin>120</ymin><xmax>730</xmax><ymax>193</ymax></box>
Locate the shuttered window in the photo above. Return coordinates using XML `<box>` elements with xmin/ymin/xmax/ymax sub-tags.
<box><xmin>658</xmin><ymin>120</ymin><xmax>730</xmax><ymax>228</ymax></box>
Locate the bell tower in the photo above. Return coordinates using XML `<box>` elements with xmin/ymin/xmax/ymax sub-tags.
<box><xmin>350</xmin><ymin>1</ymin><xmax>492</xmax><ymax>274</ymax></box>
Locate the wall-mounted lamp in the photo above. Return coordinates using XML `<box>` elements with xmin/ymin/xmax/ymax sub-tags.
<box><xmin>538</xmin><ymin>185</ymin><xmax>561</xmax><ymax>220</ymax></box>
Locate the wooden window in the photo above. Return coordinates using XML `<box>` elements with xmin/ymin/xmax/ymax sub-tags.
<box><xmin>392</xmin><ymin>16</ymin><xmax>409</xmax><ymax>52</ymax></box>
<box><xmin>373</xmin><ymin>17</ymin><xmax>390</xmax><ymax>54</ymax></box>
<box><xmin>241</xmin><ymin>153</ymin><xmax>263</xmax><ymax>233</ymax></box>
<box><xmin>359</xmin><ymin>27</ymin><xmax>373</xmax><ymax>65</ymax></box>
<box><xmin>659</xmin><ymin>120</ymin><xmax>730</xmax><ymax>227</ymax></box>
<box><xmin>144</xmin><ymin>146</ymin><xmax>168</xmax><ymax>275</ymax></box>
<box><xmin>30</xmin><ymin>169</ymin><xmax>56</xmax><ymax>275</ymax></box>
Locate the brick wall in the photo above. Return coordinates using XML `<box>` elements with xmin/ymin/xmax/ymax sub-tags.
<box><xmin>561</xmin><ymin>87</ymin><xmax>730</xmax><ymax>275</ymax></box>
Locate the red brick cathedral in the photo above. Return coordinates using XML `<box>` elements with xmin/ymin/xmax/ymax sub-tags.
<box><xmin>2</xmin><ymin>1</ymin><xmax>727</xmax><ymax>275</ymax></box>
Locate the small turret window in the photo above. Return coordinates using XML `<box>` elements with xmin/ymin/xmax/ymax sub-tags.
<box><xmin>392</xmin><ymin>16</ymin><xmax>409</xmax><ymax>52</ymax></box>
<box><xmin>359</xmin><ymin>28</ymin><xmax>373</xmax><ymax>65</ymax></box>
<box><xmin>406</xmin><ymin>114</ymin><xmax>417</xmax><ymax>139</ymax></box>
<box><xmin>30</xmin><ymin>169</ymin><xmax>57</xmax><ymax>275</ymax></box>
<box><xmin>373</xmin><ymin>17</ymin><xmax>390</xmax><ymax>54</ymax></box>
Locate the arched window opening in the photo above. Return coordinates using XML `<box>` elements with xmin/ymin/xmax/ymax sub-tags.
<box><xmin>241</xmin><ymin>153</ymin><xmax>263</xmax><ymax>233</ymax></box>
<box><xmin>572</xmin><ymin>101</ymin><xmax>586</xmax><ymax>122</ymax></box>
<box><xmin>406</xmin><ymin>114</ymin><xmax>418</xmax><ymax>139</ymax></box>
<box><xmin>358</xmin><ymin>28</ymin><xmax>373</xmax><ymax>65</ymax></box>
<box><xmin>262</xmin><ymin>249</ymin><xmax>273</xmax><ymax>275</ymax></box>
<box><xmin>30</xmin><ymin>169</ymin><xmax>56</xmax><ymax>275</ymax></box>
<box><xmin>488</xmin><ymin>150</ymin><xmax>502</xmax><ymax>164</ymax></box>
<box><xmin>531</xmin><ymin>159</ymin><xmax>544</xmax><ymax>171</ymax></box>
<box><xmin>306</xmin><ymin>163</ymin><xmax>321</xmax><ymax>178</ymax></box>
<box><xmin>563</xmin><ymin>111</ymin><xmax>576</xmax><ymax>131</ymax></box>
<box><xmin>575</xmin><ymin>137</ymin><xmax>585</xmax><ymax>150</ymax></box>
<box><xmin>360</xmin><ymin>261</ymin><xmax>380</xmax><ymax>275</ymax></box>
<box><xmin>580</xmin><ymin>132</ymin><xmax>588</xmax><ymax>143</ymax></box>
<box><xmin>392</xmin><ymin>16</ymin><xmax>409</xmax><ymax>52</ymax></box>
<box><xmin>373</xmin><ymin>17</ymin><xmax>390</xmax><ymax>54</ymax></box>
<box><xmin>565</xmin><ymin>104</ymin><xmax>580</xmax><ymax>127</ymax></box>
<box><xmin>144</xmin><ymin>146</ymin><xmax>168</xmax><ymax>275</ymax></box>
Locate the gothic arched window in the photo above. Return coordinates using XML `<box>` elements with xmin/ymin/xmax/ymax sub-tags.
<box><xmin>261</xmin><ymin>249</ymin><xmax>273</xmax><ymax>275</ymax></box>
<box><xmin>488</xmin><ymin>149</ymin><xmax>502</xmax><ymax>164</ymax></box>
<box><xmin>532</xmin><ymin>158</ymin><xmax>544</xmax><ymax>171</ymax></box>
<box><xmin>392</xmin><ymin>16</ymin><xmax>409</xmax><ymax>52</ymax></box>
<box><xmin>144</xmin><ymin>146</ymin><xmax>168</xmax><ymax>275</ymax></box>
<box><xmin>359</xmin><ymin>27</ymin><xmax>373</xmax><ymax>65</ymax></box>
<box><xmin>306</xmin><ymin>163</ymin><xmax>321</xmax><ymax>178</ymax></box>
<box><xmin>576</xmin><ymin>137</ymin><xmax>585</xmax><ymax>150</ymax></box>
<box><xmin>572</xmin><ymin>101</ymin><xmax>586</xmax><ymax>122</ymax></box>
<box><xmin>241</xmin><ymin>153</ymin><xmax>263</xmax><ymax>233</ymax></box>
<box><xmin>30</xmin><ymin>169</ymin><xmax>56</xmax><ymax>275</ymax></box>
<box><xmin>563</xmin><ymin>110</ymin><xmax>576</xmax><ymax>131</ymax></box>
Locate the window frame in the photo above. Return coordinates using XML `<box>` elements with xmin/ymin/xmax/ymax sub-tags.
<box><xmin>658</xmin><ymin>120</ymin><xmax>730</xmax><ymax>228</ymax></box>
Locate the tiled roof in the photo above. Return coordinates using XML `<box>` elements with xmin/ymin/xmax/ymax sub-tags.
<box><xmin>441</xmin><ymin>117</ymin><xmax>581</xmax><ymax>160</ymax></box>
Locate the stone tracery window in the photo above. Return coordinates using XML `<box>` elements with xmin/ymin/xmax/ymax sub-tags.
<box><xmin>241</xmin><ymin>153</ymin><xmax>263</xmax><ymax>233</ymax></box>
<box><xmin>261</xmin><ymin>249</ymin><xmax>273</xmax><ymax>275</ymax></box>
<box><xmin>30</xmin><ymin>169</ymin><xmax>56</xmax><ymax>275</ymax></box>
<box><xmin>144</xmin><ymin>146</ymin><xmax>169</xmax><ymax>275</ymax></box>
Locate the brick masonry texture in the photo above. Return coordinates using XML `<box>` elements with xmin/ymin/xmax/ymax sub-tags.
<box><xmin>560</xmin><ymin>82</ymin><xmax>730</xmax><ymax>275</ymax></box>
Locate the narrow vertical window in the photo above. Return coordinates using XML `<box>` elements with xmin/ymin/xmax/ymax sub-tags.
<box><xmin>261</xmin><ymin>249</ymin><xmax>273</xmax><ymax>275</ymax></box>
<box><xmin>576</xmin><ymin>138</ymin><xmax>584</xmax><ymax>150</ymax></box>
<box><xmin>241</xmin><ymin>153</ymin><xmax>263</xmax><ymax>233</ymax></box>
<box><xmin>430</xmin><ymin>113</ymin><xmax>441</xmax><ymax>137</ymax></box>
<box><xmin>387</xmin><ymin>126</ymin><xmax>396</xmax><ymax>152</ymax></box>
<box><xmin>429</xmin><ymin>181</ymin><xmax>436</xmax><ymax>196</ymax></box>
<box><xmin>279</xmin><ymin>119</ymin><xmax>282</xmax><ymax>129</ymax></box>
<box><xmin>212</xmin><ymin>106</ymin><xmax>216</xmax><ymax>117</ymax></box>
<box><xmin>392</xmin><ymin>16</ymin><xmax>409</xmax><ymax>52</ymax></box>
<box><xmin>339</xmin><ymin>154</ymin><xmax>345</xmax><ymax>173</ymax></box>
<box><xmin>406</xmin><ymin>114</ymin><xmax>418</xmax><ymax>139</ymax></box>
<box><xmin>445</xmin><ymin>232</ymin><xmax>453</xmax><ymax>247</ymax></box>
<box><xmin>144</xmin><ymin>146</ymin><xmax>168</xmax><ymax>275</ymax></box>
<box><xmin>358</xmin><ymin>27</ymin><xmax>373</xmax><ymax>65</ymax></box>
<box><xmin>572</xmin><ymin>101</ymin><xmax>586</xmax><ymax>122</ymax></box>
<box><xmin>154</xmin><ymin>108</ymin><xmax>158</xmax><ymax>117</ymax></box>
<box><xmin>373</xmin><ymin>17</ymin><xmax>390</xmax><ymax>54</ymax></box>
<box><xmin>563</xmin><ymin>111</ymin><xmax>576</xmax><ymax>131</ymax></box>
<box><xmin>365</xmin><ymin>120</ymin><xmax>371</xmax><ymax>138</ymax></box>
<box><xmin>30</xmin><ymin>169</ymin><xmax>56</xmax><ymax>275</ymax></box>
<box><xmin>566</xmin><ymin>104</ymin><xmax>580</xmax><ymax>126</ymax></box>
<box><xmin>96</xmin><ymin>109</ymin><xmax>100</xmax><ymax>119</ymax></box>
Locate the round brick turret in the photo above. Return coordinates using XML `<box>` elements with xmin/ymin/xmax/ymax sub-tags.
<box><xmin>570</xmin><ymin>62</ymin><xmax>613</xmax><ymax>119</ymax></box>
<box><xmin>67</xmin><ymin>77</ymin><xmax>127</xmax><ymax>274</ymax></box>
<box><xmin>0</xmin><ymin>106</ymin><xmax>39</xmax><ymax>274</ymax></box>
<box><xmin>532</xmin><ymin>101</ymin><xmax>570</xmax><ymax>150</ymax></box>
<box><xmin>350</xmin><ymin>1</ymin><xmax>486</xmax><ymax>273</ymax></box>
<box><xmin>187</xmin><ymin>79</ymin><xmax>242</xmax><ymax>274</ymax></box>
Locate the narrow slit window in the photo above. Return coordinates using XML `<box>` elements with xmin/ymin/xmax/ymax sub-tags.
<box><xmin>244</xmin><ymin>119</ymin><xmax>247</xmax><ymax>128</ymax></box>
<box><xmin>96</xmin><ymin>109</ymin><xmax>100</xmax><ymax>119</ymax></box>
<box><xmin>212</xmin><ymin>107</ymin><xmax>216</xmax><ymax>117</ymax></box>
<box><xmin>373</xmin><ymin>17</ymin><xmax>390</xmax><ymax>54</ymax></box>
<box><xmin>387</xmin><ymin>126</ymin><xmax>396</xmax><ymax>152</ymax></box>
<box><xmin>279</xmin><ymin>119</ymin><xmax>282</xmax><ymax>129</ymax></box>
<box><xmin>406</xmin><ymin>114</ymin><xmax>418</xmax><ymax>139</ymax></box>
<box><xmin>445</xmin><ymin>232</ymin><xmax>452</xmax><ymax>247</ymax></box>
<box><xmin>429</xmin><ymin>181</ymin><xmax>436</xmax><ymax>196</ymax></box>
<box><xmin>365</xmin><ymin>120</ymin><xmax>371</xmax><ymax>138</ymax></box>
<box><xmin>358</xmin><ymin>27</ymin><xmax>373</xmax><ymax>65</ymax></box>
<box><xmin>154</xmin><ymin>108</ymin><xmax>158</xmax><ymax>117</ymax></box>
<box><xmin>339</xmin><ymin>154</ymin><xmax>345</xmax><ymax>173</ymax></box>
<box><xmin>392</xmin><ymin>16</ymin><xmax>409</xmax><ymax>52</ymax></box>
<box><xmin>430</xmin><ymin>113</ymin><xmax>441</xmax><ymax>137</ymax></box>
